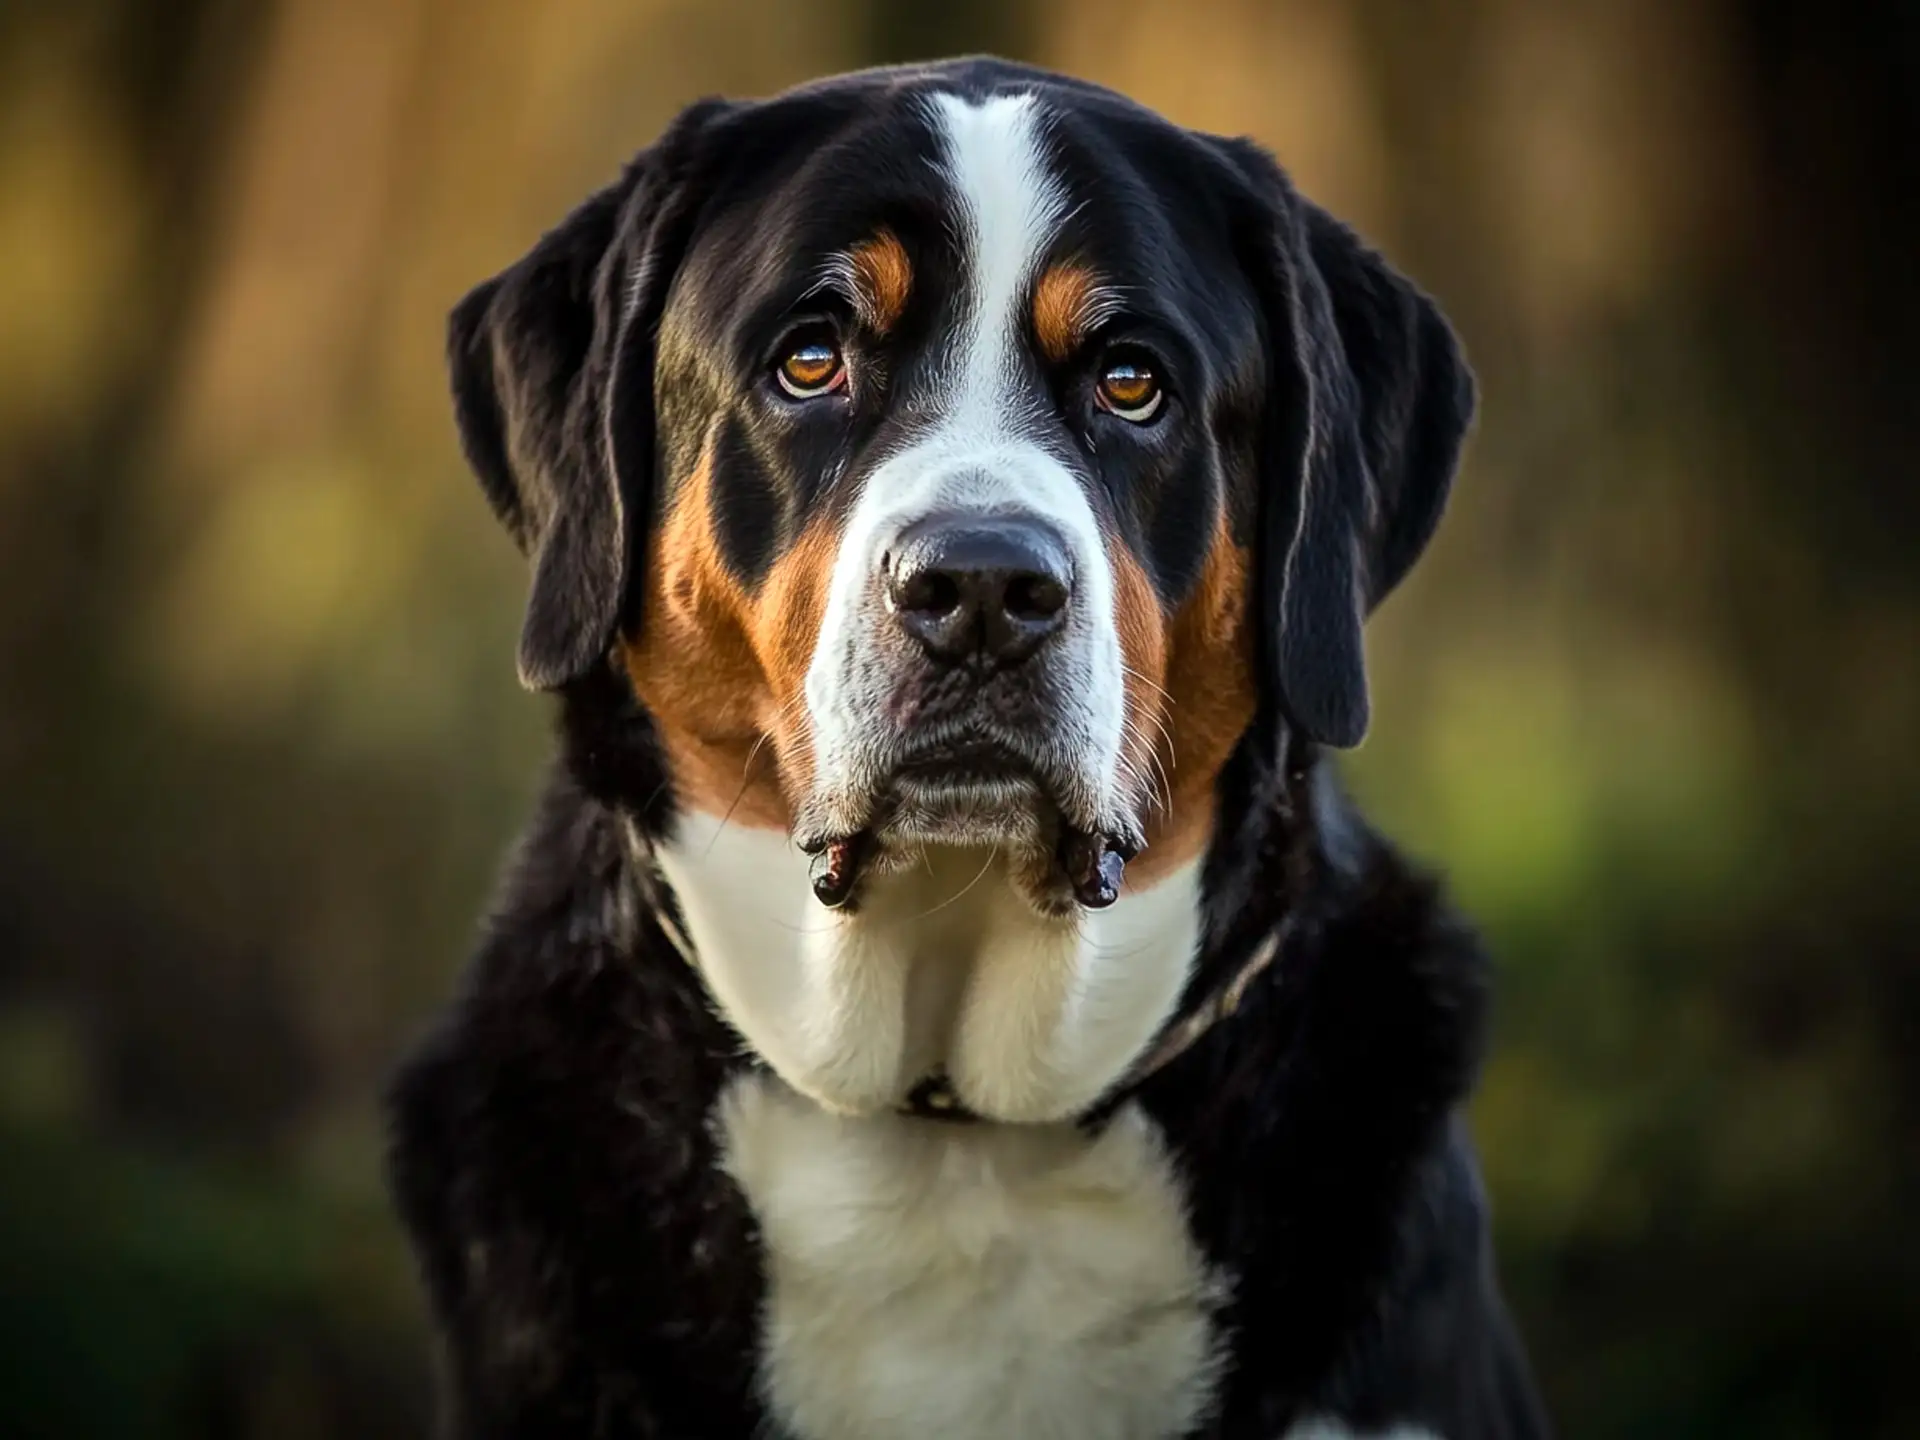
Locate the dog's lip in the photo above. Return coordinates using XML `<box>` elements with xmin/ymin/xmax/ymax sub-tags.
<box><xmin>790</xmin><ymin>739</ymin><xmax>1054</xmax><ymax>855</ymax></box>
<box><xmin>888</xmin><ymin>739</ymin><xmax>1047</xmax><ymax>788</ymax></box>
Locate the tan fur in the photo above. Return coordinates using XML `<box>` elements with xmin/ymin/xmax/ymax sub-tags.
<box><xmin>620</xmin><ymin>440</ymin><xmax>837</xmax><ymax>829</ymax></box>
<box><xmin>847</xmin><ymin>229</ymin><xmax>912</xmax><ymax>334</ymax></box>
<box><xmin>626</xmin><ymin>441</ymin><xmax>1254</xmax><ymax>864</ymax></box>
<box><xmin>1031</xmin><ymin>262</ymin><xmax>1102</xmax><ymax>363</ymax></box>
<box><xmin>1113</xmin><ymin>521</ymin><xmax>1256</xmax><ymax>890</ymax></box>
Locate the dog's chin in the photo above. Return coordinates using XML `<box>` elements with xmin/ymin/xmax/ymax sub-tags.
<box><xmin>881</xmin><ymin>771</ymin><xmax>1055</xmax><ymax>850</ymax></box>
<box><xmin>792</xmin><ymin>748</ymin><xmax>1077</xmax><ymax>912</ymax></box>
<box><xmin>793</xmin><ymin>739</ymin><xmax>1146</xmax><ymax>916</ymax></box>
<box><xmin>869</xmin><ymin>766</ymin><xmax>1066</xmax><ymax>906</ymax></box>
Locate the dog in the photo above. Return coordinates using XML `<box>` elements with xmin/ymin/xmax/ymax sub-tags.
<box><xmin>386</xmin><ymin>57</ymin><xmax>1551</xmax><ymax>1440</ymax></box>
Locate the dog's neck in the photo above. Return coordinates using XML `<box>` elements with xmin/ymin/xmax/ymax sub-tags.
<box><xmin>562</xmin><ymin>668</ymin><xmax>1327</xmax><ymax>1127</ymax></box>
<box><xmin>643</xmin><ymin>821</ymin><xmax>1208</xmax><ymax>1123</ymax></box>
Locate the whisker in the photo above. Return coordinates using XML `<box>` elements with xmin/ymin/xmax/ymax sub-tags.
<box><xmin>1082</xmin><ymin>936</ymin><xmax>1159</xmax><ymax>965</ymax></box>
<box><xmin>705</xmin><ymin>694</ymin><xmax>812</xmax><ymax>858</ymax></box>
<box><xmin>894</xmin><ymin>851</ymin><xmax>998</xmax><ymax>926</ymax></box>
<box><xmin>737</xmin><ymin>731</ymin><xmax>775</xmax><ymax>784</ymax></box>
<box><xmin>1131</xmin><ymin>704</ymin><xmax>1177</xmax><ymax>776</ymax></box>
<box><xmin>1118</xmin><ymin>719</ymin><xmax>1174</xmax><ymax>819</ymax></box>
<box><xmin>1114</xmin><ymin>751</ymin><xmax>1167</xmax><ymax>819</ymax></box>
<box><xmin>1122</xmin><ymin>665</ymin><xmax>1175</xmax><ymax>704</ymax></box>
<box><xmin>762</xmin><ymin>916</ymin><xmax>842</xmax><ymax>937</ymax></box>
<box><xmin>705</xmin><ymin>769</ymin><xmax>761</xmax><ymax>858</ymax></box>
<box><xmin>1132</xmin><ymin>711</ymin><xmax>1176</xmax><ymax>768</ymax></box>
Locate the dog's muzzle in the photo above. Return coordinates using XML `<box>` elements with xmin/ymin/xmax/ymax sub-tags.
<box><xmin>799</xmin><ymin>452</ymin><xmax>1139</xmax><ymax>914</ymax></box>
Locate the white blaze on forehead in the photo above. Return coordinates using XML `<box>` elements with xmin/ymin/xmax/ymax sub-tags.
<box><xmin>928</xmin><ymin>91</ymin><xmax>1068</xmax><ymax>431</ymax></box>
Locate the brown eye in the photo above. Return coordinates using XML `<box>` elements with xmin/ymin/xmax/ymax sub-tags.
<box><xmin>776</xmin><ymin>335</ymin><xmax>846</xmax><ymax>398</ymax></box>
<box><xmin>1096</xmin><ymin>351</ymin><xmax>1163</xmax><ymax>422</ymax></box>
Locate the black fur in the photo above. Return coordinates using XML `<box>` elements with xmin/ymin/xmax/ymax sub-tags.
<box><xmin>447</xmin><ymin>100</ymin><xmax>732</xmax><ymax>690</ymax></box>
<box><xmin>389</xmin><ymin>727</ymin><xmax>1544</xmax><ymax>1437</ymax></box>
<box><xmin>392</xmin><ymin>57</ymin><xmax>1547</xmax><ymax>1439</ymax></box>
<box><xmin>1212</xmin><ymin>138</ymin><xmax>1475</xmax><ymax>750</ymax></box>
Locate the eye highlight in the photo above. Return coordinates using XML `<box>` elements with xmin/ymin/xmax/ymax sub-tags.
<box><xmin>1095</xmin><ymin>349</ymin><xmax>1164</xmax><ymax>423</ymax></box>
<box><xmin>775</xmin><ymin>332</ymin><xmax>847</xmax><ymax>399</ymax></box>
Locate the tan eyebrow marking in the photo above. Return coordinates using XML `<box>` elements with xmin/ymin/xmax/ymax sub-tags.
<box><xmin>820</xmin><ymin>228</ymin><xmax>913</xmax><ymax>334</ymax></box>
<box><xmin>1031</xmin><ymin>262</ymin><xmax>1122</xmax><ymax>364</ymax></box>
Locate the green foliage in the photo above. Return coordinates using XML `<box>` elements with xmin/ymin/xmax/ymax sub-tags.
<box><xmin>0</xmin><ymin>1124</ymin><xmax>424</xmax><ymax>1439</ymax></box>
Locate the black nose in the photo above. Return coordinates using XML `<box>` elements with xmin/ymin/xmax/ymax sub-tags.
<box><xmin>885</xmin><ymin>514</ymin><xmax>1073</xmax><ymax>666</ymax></box>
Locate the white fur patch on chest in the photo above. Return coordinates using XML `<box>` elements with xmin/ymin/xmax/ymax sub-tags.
<box><xmin>717</xmin><ymin>1073</ymin><xmax>1227</xmax><ymax>1440</ymax></box>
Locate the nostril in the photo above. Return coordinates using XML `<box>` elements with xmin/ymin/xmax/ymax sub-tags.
<box><xmin>1004</xmin><ymin>572</ymin><xmax>1068</xmax><ymax>623</ymax></box>
<box><xmin>898</xmin><ymin>568</ymin><xmax>963</xmax><ymax>617</ymax></box>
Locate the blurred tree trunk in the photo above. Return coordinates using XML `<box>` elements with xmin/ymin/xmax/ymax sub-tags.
<box><xmin>1727</xmin><ymin>0</ymin><xmax>1920</xmax><ymax>1196</ymax></box>
<box><xmin>0</xmin><ymin>0</ymin><xmax>299</xmax><ymax>1138</ymax></box>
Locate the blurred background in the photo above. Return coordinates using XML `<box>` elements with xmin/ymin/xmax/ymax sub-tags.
<box><xmin>1</xmin><ymin>0</ymin><xmax>1914</xmax><ymax>1435</ymax></box>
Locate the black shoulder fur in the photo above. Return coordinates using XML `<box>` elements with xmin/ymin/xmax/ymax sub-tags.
<box><xmin>387</xmin><ymin>691</ymin><xmax>1546</xmax><ymax>1438</ymax></box>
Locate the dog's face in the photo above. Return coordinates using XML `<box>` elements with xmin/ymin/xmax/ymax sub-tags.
<box><xmin>627</xmin><ymin>83</ymin><xmax>1278</xmax><ymax>902</ymax></box>
<box><xmin>451</xmin><ymin>61</ymin><xmax>1471</xmax><ymax>1119</ymax></box>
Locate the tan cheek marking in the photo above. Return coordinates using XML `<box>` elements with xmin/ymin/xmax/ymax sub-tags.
<box><xmin>849</xmin><ymin>229</ymin><xmax>912</xmax><ymax>334</ymax></box>
<box><xmin>1032</xmin><ymin>263</ymin><xmax>1099</xmax><ymax>365</ymax></box>
<box><xmin>1120</xmin><ymin>525</ymin><xmax>1256</xmax><ymax>891</ymax></box>
<box><xmin>621</xmin><ymin>447</ymin><xmax>839</xmax><ymax>829</ymax></box>
<box><xmin>1109</xmin><ymin>540</ymin><xmax>1170</xmax><ymax>804</ymax></box>
<box><xmin>744</xmin><ymin>521</ymin><xmax>839</xmax><ymax>796</ymax></box>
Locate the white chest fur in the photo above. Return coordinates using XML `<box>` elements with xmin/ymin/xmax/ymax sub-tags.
<box><xmin>658</xmin><ymin>817</ymin><xmax>1203</xmax><ymax>1124</ymax></box>
<box><xmin>717</xmin><ymin>1073</ymin><xmax>1227</xmax><ymax>1440</ymax></box>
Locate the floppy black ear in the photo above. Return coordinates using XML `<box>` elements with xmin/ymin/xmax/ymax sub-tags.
<box><xmin>448</xmin><ymin>102</ymin><xmax>727</xmax><ymax>690</ymax></box>
<box><xmin>1219</xmin><ymin>140</ymin><xmax>1476</xmax><ymax>748</ymax></box>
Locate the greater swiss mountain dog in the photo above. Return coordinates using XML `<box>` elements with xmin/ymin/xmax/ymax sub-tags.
<box><xmin>386</xmin><ymin>57</ymin><xmax>1551</xmax><ymax>1440</ymax></box>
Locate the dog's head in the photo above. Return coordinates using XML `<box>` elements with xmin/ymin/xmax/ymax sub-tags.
<box><xmin>451</xmin><ymin>60</ymin><xmax>1472</xmax><ymax>1118</ymax></box>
